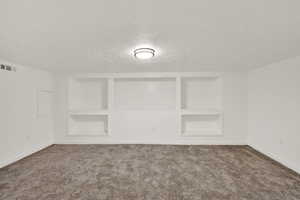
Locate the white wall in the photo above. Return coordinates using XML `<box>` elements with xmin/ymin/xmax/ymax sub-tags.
<box><xmin>0</xmin><ymin>60</ymin><xmax>54</xmax><ymax>168</ymax></box>
<box><xmin>54</xmin><ymin>72</ymin><xmax>247</xmax><ymax>144</ymax></box>
<box><xmin>248</xmin><ymin>56</ymin><xmax>300</xmax><ymax>173</ymax></box>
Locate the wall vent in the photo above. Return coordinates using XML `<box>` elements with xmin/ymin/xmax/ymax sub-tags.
<box><xmin>0</xmin><ymin>64</ymin><xmax>16</xmax><ymax>72</ymax></box>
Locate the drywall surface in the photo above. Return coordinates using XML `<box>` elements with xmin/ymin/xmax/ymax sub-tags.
<box><xmin>54</xmin><ymin>72</ymin><xmax>247</xmax><ymax>144</ymax></box>
<box><xmin>248</xmin><ymin>56</ymin><xmax>300</xmax><ymax>173</ymax></box>
<box><xmin>0</xmin><ymin>60</ymin><xmax>54</xmax><ymax>168</ymax></box>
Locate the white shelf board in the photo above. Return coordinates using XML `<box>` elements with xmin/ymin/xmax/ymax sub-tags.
<box><xmin>181</xmin><ymin>109</ymin><xmax>221</xmax><ymax>115</ymax></box>
<box><xmin>114</xmin><ymin>106</ymin><xmax>176</xmax><ymax>111</ymax></box>
<box><xmin>67</xmin><ymin>131</ymin><xmax>108</xmax><ymax>136</ymax></box>
<box><xmin>73</xmin><ymin>76</ymin><xmax>109</xmax><ymax>80</ymax></box>
<box><xmin>69</xmin><ymin>109</ymin><xmax>109</xmax><ymax>115</ymax></box>
<box><xmin>182</xmin><ymin>129</ymin><xmax>223</xmax><ymax>137</ymax></box>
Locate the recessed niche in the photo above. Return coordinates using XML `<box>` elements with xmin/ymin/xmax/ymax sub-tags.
<box><xmin>181</xmin><ymin>77</ymin><xmax>221</xmax><ymax>110</ymax></box>
<box><xmin>181</xmin><ymin>114</ymin><xmax>222</xmax><ymax>136</ymax></box>
<box><xmin>68</xmin><ymin>115</ymin><xmax>108</xmax><ymax>136</ymax></box>
<box><xmin>69</xmin><ymin>78</ymin><xmax>108</xmax><ymax>111</ymax></box>
<box><xmin>114</xmin><ymin>78</ymin><xmax>176</xmax><ymax>110</ymax></box>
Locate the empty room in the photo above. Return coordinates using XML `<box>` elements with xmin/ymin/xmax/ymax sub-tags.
<box><xmin>0</xmin><ymin>0</ymin><xmax>300</xmax><ymax>199</ymax></box>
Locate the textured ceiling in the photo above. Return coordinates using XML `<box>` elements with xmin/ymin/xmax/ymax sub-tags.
<box><xmin>0</xmin><ymin>0</ymin><xmax>300</xmax><ymax>72</ymax></box>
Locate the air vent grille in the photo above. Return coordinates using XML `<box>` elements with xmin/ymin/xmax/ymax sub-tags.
<box><xmin>0</xmin><ymin>64</ymin><xmax>16</xmax><ymax>72</ymax></box>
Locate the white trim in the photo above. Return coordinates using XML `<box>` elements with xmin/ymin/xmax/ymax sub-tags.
<box><xmin>248</xmin><ymin>142</ymin><xmax>300</xmax><ymax>174</ymax></box>
<box><xmin>0</xmin><ymin>142</ymin><xmax>53</xmax><ymax>169</ymax></box>
<box><xmin>107</xmin><ymin>78</ymin><xmax>114</xmax><ymax>135</ymax></box>
<box><xmin>71</xmin><ymin>72</ymin><xmax>220</xmax><ymax>79</ymax></box>
<box><xmin>181</xmin><ymin>130</ymin><xmax>223</xmax><ymax>137</ymax></box>
<box><xmin>68</xmin><ymin>109</ymin><xmax>109</xmax><ymax>115</ymax></box>
<box><xmin>54</xmin><ymin>139</ymin><xmax>246</xmax><ymax>145</ymax></box>
<box><xmin>181</xmin><ymin>109</ymin><xmax>222</xmax><ymax>115</ymax></box>
<box><xmin>176</xmin><ymin>77</ymin><xmax>182</xmax><ymax>136</ymax></box>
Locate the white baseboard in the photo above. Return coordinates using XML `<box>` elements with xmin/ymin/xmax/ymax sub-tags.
<box><xmin>0</xmin><ymin>142</ymin><xmax>53</xmax><ymax>169</ymax></box>
<box><xmin>248</xmin><ymin>143</ymin><xmax>300</xmax><ymax>175</ymax></box>
<box><xmin>55</xmin><ymin>138</ymin><xmax>246</xmax><ymax>145</ymax></box>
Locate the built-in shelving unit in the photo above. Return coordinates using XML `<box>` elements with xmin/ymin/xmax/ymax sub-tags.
<box><xmin>67</xmin><ymin>73</ymin><xmax>223</xmax><ymax>137</ymax></box>
<box><xmin>180</xmin><ymin>76</ymin><xmax>223</xmax><ymax>136</ymax></box>
<box><xmin>68</xmin><ymin>77</ymin><xmax>110</xmax><ymax>136</ymax></box>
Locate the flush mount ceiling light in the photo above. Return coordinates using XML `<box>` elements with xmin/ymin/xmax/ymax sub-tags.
<box><xmin>134</xmin><ymin>48</ymin><xmax>155</xmax><ymax>60</ymax></box>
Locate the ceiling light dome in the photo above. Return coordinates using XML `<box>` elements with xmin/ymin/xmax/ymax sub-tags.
<box><xmin>134</xmin><ymin>48</ymin><xmax>155</xmax><ymax>60</ymax></box>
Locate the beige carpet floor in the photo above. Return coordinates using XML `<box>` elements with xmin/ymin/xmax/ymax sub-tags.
<box><xmin>0</xmin><ymin>145</ymin><xmax>300</xmax><ymax>200</ymax></box>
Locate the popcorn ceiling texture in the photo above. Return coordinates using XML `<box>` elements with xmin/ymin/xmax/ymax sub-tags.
<box><xmin>0</xmin><ymin>145</ymin><xmax>300</xmax><ymax>200</ymax></box>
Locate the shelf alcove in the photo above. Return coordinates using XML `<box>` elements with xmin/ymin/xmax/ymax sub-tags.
<box><xmin>69</xmin><ymin>77</ymin><xmax>108</xmax><ymax>111</ymax></box>
<box><xmin>181</xmin><ymin>114</ymin><xmax>222</xmax><ymax>136</ymax></box>
<box><xmin>68</xmin><ymin>77</ymin><xmax>109</xmax><ymax>136</ymax></box>
<box><xmin>68</xmin><ymin>115</ymin><xmax>108</xmax><ymax>136</ymax></box>
<box><xmin>180</xmin><ymin>76</ymin><xmax>223</xmax><ymax>136</ymax></box>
